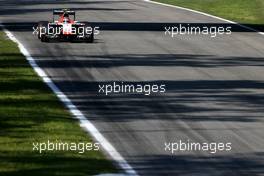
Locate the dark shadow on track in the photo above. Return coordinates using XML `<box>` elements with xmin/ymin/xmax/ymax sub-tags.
<box><xmin>127</xmin><ymin>153</ymin><xmax>264</xmax><ymax>176</ymax></box>
<box><xmin>41</xmin><ymin>79</ymin><xmax>264</xmax><ymax>123</ymax></box>
<box><xmin>28</xmin><ymin>54</ymin><xmax>264</xmax><ymax>68</ymax></box>
<box><xmin>1</xmin><ymin>22</ymin><xmax>264</xmax><ymax>32</ymax></box>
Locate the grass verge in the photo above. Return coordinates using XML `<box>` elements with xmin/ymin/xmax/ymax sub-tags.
<box><xmin>0</xmin><ymin>31</ymin><xmax>117</xmax><ymax>176</ymax></box>
<box><xmin>152</xmin><ymin>0</ymin><xmax>264</xmax><ymax>24</ymax></box>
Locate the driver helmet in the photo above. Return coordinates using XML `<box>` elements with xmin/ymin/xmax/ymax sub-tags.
<box><xmin>63</xmin><ymin>18</ymin><xmax>70</xmax><ymax>23</ymax></box>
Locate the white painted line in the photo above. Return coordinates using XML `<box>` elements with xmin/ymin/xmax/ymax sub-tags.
<box><xmin>1</xmin><ymin>27</ymin><xmax>138</xmax><ymax>176</ymax></box>
<box><xmin>144</xmin><ymin>0</ymin><xmax>264</xmax><ymax>36</ymax></box>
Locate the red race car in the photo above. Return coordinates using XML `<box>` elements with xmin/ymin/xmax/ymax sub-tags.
<box><xmin>37</xmin><ymin>9</ymin><xmax>94</xmax><ymax>42</ymax></box>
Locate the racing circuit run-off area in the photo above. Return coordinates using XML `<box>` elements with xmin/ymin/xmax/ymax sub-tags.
<box><xmin>0</xmin><ymin>0</ymin><xmax>264</xmax><ymax>176</ymax></box>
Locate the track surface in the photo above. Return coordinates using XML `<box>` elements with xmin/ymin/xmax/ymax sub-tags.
<box><xmin>1</xmin><ymin>0</ymin><xmax>264</xmax><ymax>175</ymax></box>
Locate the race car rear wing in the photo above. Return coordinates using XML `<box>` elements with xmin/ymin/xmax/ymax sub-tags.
<box><xmin>53</xmin><ymin>9</ymin><xmax>76</xmax><ymax>21</ymax></box>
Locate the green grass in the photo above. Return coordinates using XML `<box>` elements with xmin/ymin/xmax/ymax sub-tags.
<box><xmin>0</xmin><ymin>32</ymin><xmax>118</xmax><ymax>176</ymax></box>
<box><xmin>153</xmin><ymin>0</ymin><xmax>264</xmax><ymax>24</ymax></box>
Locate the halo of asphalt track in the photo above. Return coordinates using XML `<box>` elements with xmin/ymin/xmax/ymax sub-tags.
<box><xmin>1</xmin><ymin>0</ymin><xmax>264</xmax><ymax>175</ymax></box>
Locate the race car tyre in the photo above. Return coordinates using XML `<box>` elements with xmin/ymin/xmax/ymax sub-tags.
<box><xmin>37</xmin><ymin>21</ymin><xmax>49</xmax><ymax>40</ymax></box>
<box><xmin>87</xmin><ymin>32</ymin><xmax>94</xmax><ymax>43</ymax></box>
<box><xmin>40</xmin><ymin>35</ymin><xmax>49</xmax><ymax>42</ymax></box>
<box><xmin>83</xmin><ymin>22</ymin><xmax>94</xmax><ymax>43</ymax></box>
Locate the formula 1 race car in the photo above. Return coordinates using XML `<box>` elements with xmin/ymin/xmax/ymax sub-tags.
<box><xmin>37</xmin><ymin>9</ymin><xmax>94</xmax><ymax>42</ymax></box>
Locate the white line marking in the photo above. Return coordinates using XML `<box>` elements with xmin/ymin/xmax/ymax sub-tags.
<box><xmin>1</xmin><ymin>26</ymin><xmax>138</xmax><ymax>176</ymax></box>
<box><xmin>144</xmin><ymin>0</ymin><xmax>264</xmax><ymax>36</ymax></box>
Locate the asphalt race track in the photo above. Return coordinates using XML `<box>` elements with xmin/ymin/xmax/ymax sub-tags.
<box><xmin>1</xmin><ymin>0</ymin><xmax>264</xmax><ymax>175</ymax></box>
